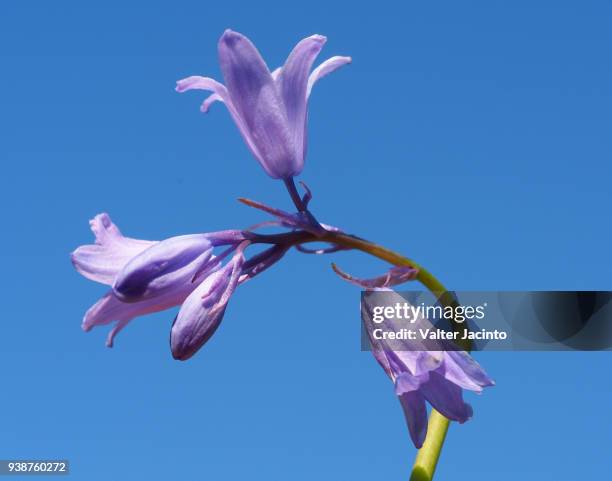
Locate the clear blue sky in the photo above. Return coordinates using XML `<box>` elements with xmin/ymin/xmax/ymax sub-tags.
<box><xmin>1</xmin><ymin>1</ymin><xmax>610</xmax><ymax>480</ymax></box>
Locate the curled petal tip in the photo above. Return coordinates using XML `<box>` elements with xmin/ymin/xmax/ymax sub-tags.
<box><xmin>105</xmin><ymin>325</ymin><xmax>117</xmax><ymax>347</ymax></box>
<box><xmin>220</xmin><ymin>29</ymin><xmax>246</xmax><ymax>46</ymax></box>
<box><xmin>306</xmin><ymin>55</ymin><xmax>353</xmax><ymax>98</ymax></box>
<box><xmin>91</xmin><ymin>212</ymin><xmax>111</xmax><ymax>228</ymax></box>
<box><xmin>175</xmin><ymin>77</ymin><xmax>193</xmax><ymax>93</ymax></box>
<box><xmin>105</xmin><ymin>320</ymin><xmax>129</xmax><ymax>348</ymax></box>
<box><xmin>200</xmin><ymin>93</ymin><xmax>222</xmax><ymax>113</ymax></box>
<box><xmin>310</xmin><ymin>34</ymin><xmax>327</xmax><ymax>44</ymax></box>
<box><xmin>88</xmin><ymin>212</ymin><xmax>116</xmax><ymax>243</ymax></box>
<box><xmin>81</xmin><ymin>306</ymin><xmax>99</xmax><ymax>332</ymax></box>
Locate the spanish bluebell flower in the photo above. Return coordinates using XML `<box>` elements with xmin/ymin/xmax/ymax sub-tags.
<box><xmin>362</xmin><ymin>291</ymin><xmax>494</xmax><ymax>448</ymax></box>
<box><xmin>71</xmin><ymin>213</ymin><xmax>245</xmax><ymax>347</ymax></box>
<box><xmin>171</xmin><ymin>242</ymin><xmax>247</xmax><ymax>360</ymax></box>
<box><xmin>176</xmin><ymin>29</ymin><xmax>351</xmax><ymax>179</ymax></box>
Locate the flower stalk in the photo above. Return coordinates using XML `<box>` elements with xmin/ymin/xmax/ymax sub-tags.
<box><xmin>284</xmin><ymin>177</ymin><xmax>307</xmax><ymax>212</ymax></box>
<box><xmin>72</xmin><ymin>212</ymin><xmax>468</xmax><ymax>479</ymax></box>
<box><xmin>314</xmin><ymin>233</ymin><xmax>453</xmax><ymax>481</ymax></box>
<box><xmin>409</xmin><ymin>410</ymin><xmax>450</xmax><ymax>481</ymax></box>
<box><xmin>73</xmin><ymin>28</ymin><xmax>492</xmax><ymax>481</ymax></box>
<box><xmin>251</xmin><ymin>229</ymin><xmax>461</xmax><ymax>481</ymax></box>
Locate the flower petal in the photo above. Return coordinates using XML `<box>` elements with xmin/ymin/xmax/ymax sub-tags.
<box><xmin>82</xmin><ymin>279</ymin><xmax>198</xmax><ymax>346</ymax></box>
<box><xmin>175</xmin><ymin>75</ymin><xmax>228</xmax><ymax>95</ymax></box>
<box><xmin>106</xmin><ymin>319</ymin><xmax>130</xmax><ymax>348</ymax></box>
<box><xmin>390</xmin><ymin>350</ymin><xmax>443</xmax><ymax>378</ymax></box>
<box><xmin>395</xmin><ymin>371</ymin><xmax>428</xmax><ymax>395</ymax></box>
<box><xmin>440</xmin><ymin>350</ymin><xmax>496</xmax><ymax>392</ymax></box>
<box><xmin>362</xmin><ymin>290</ymin><xmax>447</xmax><ymax>355</ymax></box>
<box><xmin>201</xmin><ymin>93</ymin><xmax>222</xmax><ymax>112</ymax></box>
<box><xmin>398</xmin><ymin>390</ymin><xmax>428</xmax><ymax>449</ymax></box>
<box><xmin>176</xmin><ymin>76</ymin><xmax>228</xmax><ymax>115</ymax></box>
<box><xmin>113</xmin><ymin>234</ymin><xmax>213</xmax><ymax>302</ymax></box>
<box><xmin>71</xmin><ymin>213</ymin><xmax>156</xmax><ymax>285</ymax></box>
<box><xmin>277</xmin><ymin>34</ymin><xmax>326</xmax><ymax>169</ymax></box>
<box><xmin>218</xmin><ymin>29</ymin><xmax>296</xmax><ymax>179</ymax></box>
<box><xmin>307</xmin><ymin>56</ymin><xmax>352</xmax><ymax>97</ymax></box>
<box><xmin>419</xmin><ymin>371</ymin><xmax>473</xmax><ymax>423</ymax></box>
<box><xmin>176</xmin><ymin>76</ymin><xmax>258</xmax><ymax>153</ymax></box>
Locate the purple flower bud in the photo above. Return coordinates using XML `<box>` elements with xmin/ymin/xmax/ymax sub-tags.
<box><xmin>113</xmin><ymin>234</ymin><xmax>214</xmax><ymax>302</ymax></box>
<box><xmin>176</xmin><ymin>29</ymin><xmax>351</xmax><ymax>179</ymax></box>
<box><xmin>170</xmin><ymin>245</ymin><xmax>246</xmax><ymax>360</ymax></box>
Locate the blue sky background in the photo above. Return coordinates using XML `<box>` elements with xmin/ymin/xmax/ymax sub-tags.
<box><xmin>1</xmin><ymin>1</ymin><xmax>611</xmax><ymax>479</ymax></box>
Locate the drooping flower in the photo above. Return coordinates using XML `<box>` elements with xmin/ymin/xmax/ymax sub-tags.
<box><xmin>176</xmin><ymin>29</ymin><xmax>351</xmax><ymax>179</ymax></box>
<box><xmin>171</xmin><ymin>242</ymin><xmax>247</xmax><ymax>360</ymax></box>
<box><xmin>71</xmin><ymin>213</ymin><xmax>244</xmax><ymax>347</ymax></box>
<box><xmin>362</xmin><ymin>291</ymin><xmax>494</xmax><ymax>448</ymax></box>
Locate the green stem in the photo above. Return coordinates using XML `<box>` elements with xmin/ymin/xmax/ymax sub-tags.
<box><xmin>409</xmin><ymin>411</ymin><xmax>450</xmax><ymax>481</ymax></box>
<box><xmin>311</xmin><ymin>233</ymin><xmax>453</xmax><ymax>481</ymax></box>
<box><xmin>251</xmin><ymin>229</ymin><xmax>456</xmax><ymax>479</ymax></box>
